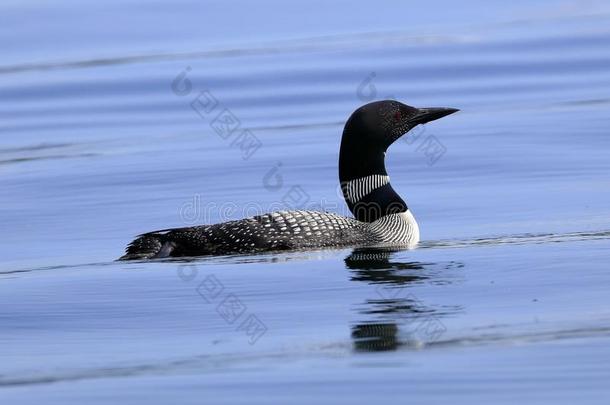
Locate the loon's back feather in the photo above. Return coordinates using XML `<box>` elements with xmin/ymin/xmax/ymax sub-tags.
<box><xmin>120</xmin><ymin>210</ymin><xmax>377</xmax><ymax>260</ymax></box>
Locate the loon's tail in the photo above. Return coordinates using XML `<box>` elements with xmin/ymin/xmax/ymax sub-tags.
<box><xmin>118</xmin><ymin>231</ymin><xmax>176</xmax><ymax>261</ymax></box>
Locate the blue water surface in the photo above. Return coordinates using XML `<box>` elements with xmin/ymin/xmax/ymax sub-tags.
<box><xmin>1</xmin><ymin>1</ymin><xmax>610</xmax><ymax>403</ymax></box>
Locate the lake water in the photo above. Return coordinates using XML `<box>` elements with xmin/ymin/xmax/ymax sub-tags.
<box><xmin>1</xmin><ymin>0</ymin><xmax>610</xmax><ymax>403</ymax></box>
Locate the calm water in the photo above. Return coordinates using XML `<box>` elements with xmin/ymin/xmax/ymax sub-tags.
<box><xmin>1</xmin><ymin>0</ymin><xmax>610</xmax><ymax>403</ymax></box>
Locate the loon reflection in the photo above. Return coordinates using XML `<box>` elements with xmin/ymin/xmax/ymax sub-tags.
<box><xmin>345</xmin><ymin>247</ymin><xmax>462</xmax><ymax>352</ymax></box>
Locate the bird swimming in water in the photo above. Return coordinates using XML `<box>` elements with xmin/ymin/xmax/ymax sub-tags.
<box><xmin>119</xmin><ymin>100</ymin><xmax>458</xmax><ymax>260</ymax></box>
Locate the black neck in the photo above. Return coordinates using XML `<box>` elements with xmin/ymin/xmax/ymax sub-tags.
<box><xmin>338</xmin><ymin>125</ymin><xmax>407</xmax><ymax>223</ymax></box>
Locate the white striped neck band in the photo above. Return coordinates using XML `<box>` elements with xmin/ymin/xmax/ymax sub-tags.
<box><xmin>343</xmin><ymin>174</ymin><xmax>390</xmax><ymax>204</ymax></box>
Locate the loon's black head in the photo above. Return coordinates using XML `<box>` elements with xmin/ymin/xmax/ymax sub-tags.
<box><xmin>339</xmin><ymin>100</ymin><xmax>459</xmax><ymax>180</ymax></box>
<box><xmin>344</xmin><ymin>100</ymin><xmax>459</xmax><ymax>152</ymax></box>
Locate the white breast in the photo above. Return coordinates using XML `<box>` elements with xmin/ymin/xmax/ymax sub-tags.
<box><xmin>368</xmin><ymin>210</ymin><xmax>420</xmax><ymax>247</ymax></box>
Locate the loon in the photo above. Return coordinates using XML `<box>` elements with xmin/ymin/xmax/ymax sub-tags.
<box><xmin>119</xmin><ymin>100</ymin><xmax>458</xmax><ymax>260</ymax></box>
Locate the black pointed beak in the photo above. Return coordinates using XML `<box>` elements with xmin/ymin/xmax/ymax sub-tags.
<box><xmin>412</xmin><ymin>107</ymin><xmax>459</xmax><ymax>125</ymax></box>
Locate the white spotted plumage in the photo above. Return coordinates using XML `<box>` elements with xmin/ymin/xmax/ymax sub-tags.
<box><xmin>131</xmin><ymin>209</ymin><xmax>420</xmax><ymax>258</ymax></box>
<box><xmin>125</xmin><ymin>191</ymin><xmax>419</xmax><ymax>258</ymax></box>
